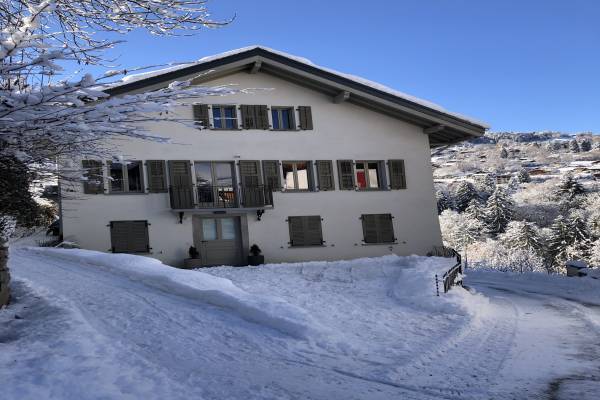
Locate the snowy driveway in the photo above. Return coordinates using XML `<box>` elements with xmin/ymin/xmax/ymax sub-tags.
<box><xmin>1</xmin><ymin>248</ymin><xmax>599</xmax><ymax>399</ymax></box>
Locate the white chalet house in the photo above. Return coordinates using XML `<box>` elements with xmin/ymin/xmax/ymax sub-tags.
<box><xmin>60</xmin><ymin>46</ymin><xmax>487</xmax><ymax>267</ymax></box>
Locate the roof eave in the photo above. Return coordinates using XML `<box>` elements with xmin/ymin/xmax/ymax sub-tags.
<box><xmin>104</xmin><ymin>47</ymin><xmax>487</xmax><ymax>145</ymax></box>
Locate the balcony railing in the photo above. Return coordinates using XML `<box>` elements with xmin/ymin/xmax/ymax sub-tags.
<box><xmin>169</xmin><ymin>185</ymin><xmax>273</xmax><ymax>210</ymax></box>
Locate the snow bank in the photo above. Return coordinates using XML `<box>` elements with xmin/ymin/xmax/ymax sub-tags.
<box><xmin>24</xmin><ymin>248</ymin><xmax>319</xmax><ymax>339</ymax></box>
<box><xmin>390</xmin><ymin>255</ymin><xmax>490</xmax><ymax>316</ymax></box>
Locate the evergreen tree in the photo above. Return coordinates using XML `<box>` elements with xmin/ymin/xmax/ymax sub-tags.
<box><xmin>436</xmin><ymin>190</ymin><xmax>451</xmax><ymax>215</ymax></box>
<box><xmin>580</xmin><ymin>138</ymin><xmax>592</xmax><ymax>152</ymax></box>
<box><xmin>454</xmin><ymin>181</ymin><xmax>478</xmax><ymax>212</ymax></box>
<box><xmin>516</xmin><ymin>168</ymin><xmax>531</xmax><ymax>183</ymax></box>
<box><xmin>546</xmin><ymin>216</ymin><xmax>571</xmax><ymax>271</ymax></box>
<box><xmin>547</xmin><ymin>214</ymin><xmax>592</xmax><ymax>269</ymax></box>
<box><xmin>500</xmin><ymin>147</ymin><xmax>509</xmax><ymax>158</ymax></box>
<box><xmin>501</xmin><ymin>220</ymin><xmax>545</xmax><ymax>255</ymax></box>
<box><xmin>482</xmin><ymin>187</ymin><xmax>514</xmax><ymax>235</ymax></box>
<box><xmin>569</xmin><ymin>139</ymin><xmax>580</xmax><ymax>153</ymax></box>
<box><xmin>465</xmin><ymin>198</ymin><xmax>485</xmax><ymax>220</ymax></box>
<box><xmin>477</xmin><ymin>173</ymin><xmax>496</xmax><ymax>200</ymax></box>
<box><xmin>555</xmin><ymin>173</ymin><xmax>585</xmax><ymax>201</ymax></box>
<box><xmin>506</xmin><ymin>176</ymin><xmax>520</xmax><ymax>194</ymax></box>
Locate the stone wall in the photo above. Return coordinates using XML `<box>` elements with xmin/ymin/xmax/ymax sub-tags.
<box><xmin>0</xmin><ymin>246</ymin><xmax>10</xmax><ymax>307</ymax></box>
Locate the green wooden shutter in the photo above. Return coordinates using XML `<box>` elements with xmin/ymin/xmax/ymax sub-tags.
<box><xmin>288</xmin><ymin>216</ymin><xmax>323</xmax><ymax>246</ymax></box>
<box><xmin>316</xmin><ymin>160</ymin><xmax>335</xmax><ymax>191</ymax></box>
<box><xmin>193</xmin><ymin>104</ymin><xmax>210</xmax><ymax>129</ymax></box>
<box><xmin>168</xmin><ymin>160</ymin><xmax>194</xmax><ymax>209</ymax></box>
<box><xmin>288</xmin><ymin>216</ymin><xmax>305</xmax><ymax>246</ymax></box>
<box><xmin>262</xmin><ymin>160</ymin><xmax>281</xmax><ymax>190</ymax></box>
<box><xmin>378</xmin><ymin>161</ymin><xmax>388</xmax><ymax>190</ymax></box>
<box><xmin>304</xmin><ymin>215</ymin><xmax>323</xmax><ymax>245</ymax></box>
<box><xmin>110</xmin><ymin>220</ymin><xmax>149</xmax><ymax>253</ymax></box>
<box><xmin>378</xmin><ymin>214</ymin><xmax>395</xmax><ymax>243</ymax></box>
<box><xmin>82</xmin><ymin>160</ymin><xmax>103</xmax><ymax>194</ymax></box>
<box><xmin>337</xmin><ymin>160</ymin><xmax>355</xmax><ymax>190</ymax></box>
<box><xmin>298</xmin><ymin>106</ymin><xmax>313</xmax><ymax>130</ymax></box>
<box><xmin>240</xmin><ymin>105</ymin><xmax>255</xmax><ymax>129</ymax></box>
<box><xmin>362</xmin><ymin>214</ymin><xmax>395</xmax><ymax>243</ymax></box>
<box><xmin>307</xmin><ymin>161</ymin><xmax>316</xmax><ymax>191</ymax></box>
<box><xmin>146</xmin><ymin>160</ymin><xmax>167</xmax><ymax>193</ymax></box>
<box><xmin>361</xmin><ymin>215</ymin><xmax>379</xmax><ymax>243</ymax></box>
<box><xmin>388</xmin><ymin>159</ymin><xmax>406</xmax><ymax>189</ymax></box>
<box><xmin>239</xmin><ymin>160</ymin><xmax>263</xmax><ymax>206</ymax></box>
<box><xmin>257</xmin><ymin>105</ymin><xmax>269</xmax><ymax>129</ymax></box>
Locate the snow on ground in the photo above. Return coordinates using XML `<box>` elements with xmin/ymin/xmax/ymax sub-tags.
<box><xmin>2</xmin><ymin>246</ymin><xmax>600</xmax><ymax>399</ymax></box>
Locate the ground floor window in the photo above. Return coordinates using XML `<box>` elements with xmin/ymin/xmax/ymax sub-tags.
<box><xmin>110</xmin><ymin>220</ymin><xmax>150</xmax><ymax>253</ymax></box>
<box><xmin>288</xmin><ymin>215</ymin><xmax>323</xmax><ymax>246</ymax></box>
<box><xmin>361</xmin><ymin>214</ymin><xmax>395</xmax><ymax>243</ymax></box>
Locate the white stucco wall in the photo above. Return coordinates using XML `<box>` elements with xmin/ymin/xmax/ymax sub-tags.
<box><xmin>61</xmin><ymin>71</ymin><xmax>442</xmax><ymax>266</ymax></box>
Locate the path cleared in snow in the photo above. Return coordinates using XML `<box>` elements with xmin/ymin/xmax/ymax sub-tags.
<box><xmin>1</xmin><ymin>247</ymin><xmax>599</xmax><ymax>399</ymax></box>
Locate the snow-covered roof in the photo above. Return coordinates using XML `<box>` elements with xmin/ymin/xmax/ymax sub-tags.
<box><xmin>107</xmin><ymin>46</ymin><xmax>489</xmax><ymax>132</ymax></box>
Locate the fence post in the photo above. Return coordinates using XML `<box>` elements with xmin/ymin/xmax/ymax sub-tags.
<box><xmin>435</xmin><ymin>274</ymin><xmax>439</xmax><ymax>297</ymax></box>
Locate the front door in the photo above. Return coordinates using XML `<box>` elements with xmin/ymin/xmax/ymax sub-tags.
<box><xmin>193</xmin><ymin>216</ymin><xmax>243</xmax><ymax>266</ymax></box>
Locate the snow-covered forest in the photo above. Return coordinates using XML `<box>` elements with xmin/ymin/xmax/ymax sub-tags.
<box><xmin>434</xmin><ymin>132</ymin><xmax>600</xmax><ymax>273</ymax></box>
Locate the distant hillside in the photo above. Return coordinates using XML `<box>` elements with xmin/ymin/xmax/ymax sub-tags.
<box><xmin>432</xmin><ymin>132</ymin><xmax>600</xmax><ymax>273</ymax></box>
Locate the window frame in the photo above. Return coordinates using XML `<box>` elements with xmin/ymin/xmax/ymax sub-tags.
<box><xmin>354</xmin><ymin>160</ymin><xmax>386</xmax><ymax>191</ymax></box>
<box><xmin>361</xmin><ymin>213</ymin><xmax>396</xmax><ymax>244</ymax></box>
<box><xmin>211</xmin><ymin>104</ymin><xmax>239</xmax><ymax>130</ymax></box>
<box><xmin>271</xmin><ymin>106</ymin><xmax>296</xmax><ymax>131</ymax></box>
<box><xmin>281</xmin><ymin>160</ymin><xmax>313</xmax><ymax>192</ymax></box>
<box><xmin>107</xmin><ymin>160</ymin><xmax>145</xmax><ymax>194</ymax></box>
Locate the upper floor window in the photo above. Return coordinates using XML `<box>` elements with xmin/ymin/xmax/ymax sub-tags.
<box><xmin>282</xmin><ymin>161</ymin><xmax>313</xmax><ymax>191</ymax></box>
<box><xmin>82</xmin><ymin>160</ymin><xmax>104</xmax><ymax>194</ymax></box>
<box><xmin>355</xmin><ymin>161</ymin><xmax>385</xmax><ymax>190</ymax></box>
<box><xmin>212</xmin><ymin>105</ymin><xmax>238</xmax><ymax>129</ymax></box>
<box><xmin>271</xmin><ymin>107</ymin><xmax>295</xmax><ymax>130</ymax></box>
<box><xmin>109</xmin><ymin>161</ymin><xmax>144</xmax><ymax>193</ymax></box>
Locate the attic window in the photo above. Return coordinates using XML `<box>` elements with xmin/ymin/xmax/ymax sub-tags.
<box><xmin>271</xmin><ymin>107</ymin><xmax>295</xmax><ymax>130</ymax></box>
<box><xmin>212</xmin><ymin>105</ymin><xmax>238</xmax><ymax>129</ymax></box>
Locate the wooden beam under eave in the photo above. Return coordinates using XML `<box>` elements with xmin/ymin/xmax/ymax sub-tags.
<box><xmin>333</xmin><ymin>90</ymin><xmax>350</xmax><ymax>103</ymax></box>
<box><xmin>249</xmin><ymin>61</ymin><xmax>262</xmax><ymax>74</ymax></box>
<box><xmin>423</xmin><ymin>124</ymin><xmax>446</xmax><ymax>135</ymax></box>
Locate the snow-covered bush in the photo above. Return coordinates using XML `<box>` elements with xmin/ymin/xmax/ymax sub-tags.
<box><xmin>468</xmin><ymin>239</ymin><xmax>546</xmax><ymax>273</ymax></box>
<box><xmin>439</xmin><ymin>209</ymin><xmax>484</xmax><ymax>251</ymax></box>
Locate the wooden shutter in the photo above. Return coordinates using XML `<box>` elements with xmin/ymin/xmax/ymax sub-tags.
<box><xmin>362</xmin><ymin>214</ymin><xmax>395</xmax><ymax>243</ymax></box>
<box><xmin>298</xmin><ymin>106</ymin><xmax>313</xmax><ymax>130</ymax></box>
<box><xmin>377</xmin><ymin>214</ymin><xmax>395</xmax><ymax>243</ymax></box>
<box><xmin>307</xmin><ymin>161</ymin><xmax>316</xmax><ymax>191</ymax></box>
<box><xmin>262</xmin><ymin>160</ymin><xmax>281</xmax><ymax>190</ymax></box>
<box><xmin>82</xmin><ymin>160</ymin><xmax>103</xmax><ymax>194</ymax></box>
<box><xmin>193</xmin><ymin>104</ymin><xmax>210</xmax><ymax>129</ymax></box>
<box><xmin>257</xmin><ymin>105</ymin><xmax>269</xmax><ymax>129</ymax></box>
<box><xmin>240</xmin><ymin>105</ymin><xmax>255</xmax><ymax>129</ymax></box>
<box><xmin>362</xmin><ymin>215</ymin><xmax>379</xmax><ymax>244</ymax></box>
<box><xmin>239</xmin><ymin>160</ymin><xmax>263</xmax><ymax>207</ymax></box>
<box><xmin>168</xmin><ymin>160</ymin><xmax>194</xmax><ymax>209</ymax></box>
<box><xmin>288</xmin><ymin>216</ymin><xmax>323</xmax><ymax>246</ymax></box>
<box><xmin>316</xmin><ymin>160</ymin><xmax>335</xmax><ymax>191</ymax></box>
<box><xmin>146</xmin><ymin>160</ymin><xmax>167</xmax><ymax>193</ymax></box>
<box><xmin>241</xmin><ymin>105</ymin><xmax>269</xmax><ymax>129</ymax></box>
<box><xmin>337</xmin><ymin>160</ymin><xmax>355</xmax><ymax>190</ymax></box>
<box><xmin>388</xmin><ymin>159</ymin><xmax>406</xmax><ymax>189</ymax></box>
<box><xmin>110</xmin><ymin>220</ymin><xmax>149</xmax><ymax>253</ymax></box>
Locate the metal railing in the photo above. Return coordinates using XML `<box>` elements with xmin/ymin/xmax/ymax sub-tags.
<box><xmin>169</xmin><ymin>185</ymin><xmax>273</xmax><ymax>210</ymax></box>
<box><xmin>428</xmin><ymin>246</ymin><xmax>463</xmax><ymax>295</ymax></box>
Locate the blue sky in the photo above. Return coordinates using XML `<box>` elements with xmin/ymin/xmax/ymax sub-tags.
<box><xmin>92</xmin><ymin>0</ymin><xmax>600</xmax><ymax>133</ymax></box>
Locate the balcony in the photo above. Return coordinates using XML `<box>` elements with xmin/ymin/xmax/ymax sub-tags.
<box><xmin>169</xmin><ymin>185</ymin><xmax>273</xmax><ymax>210</ymax></box>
